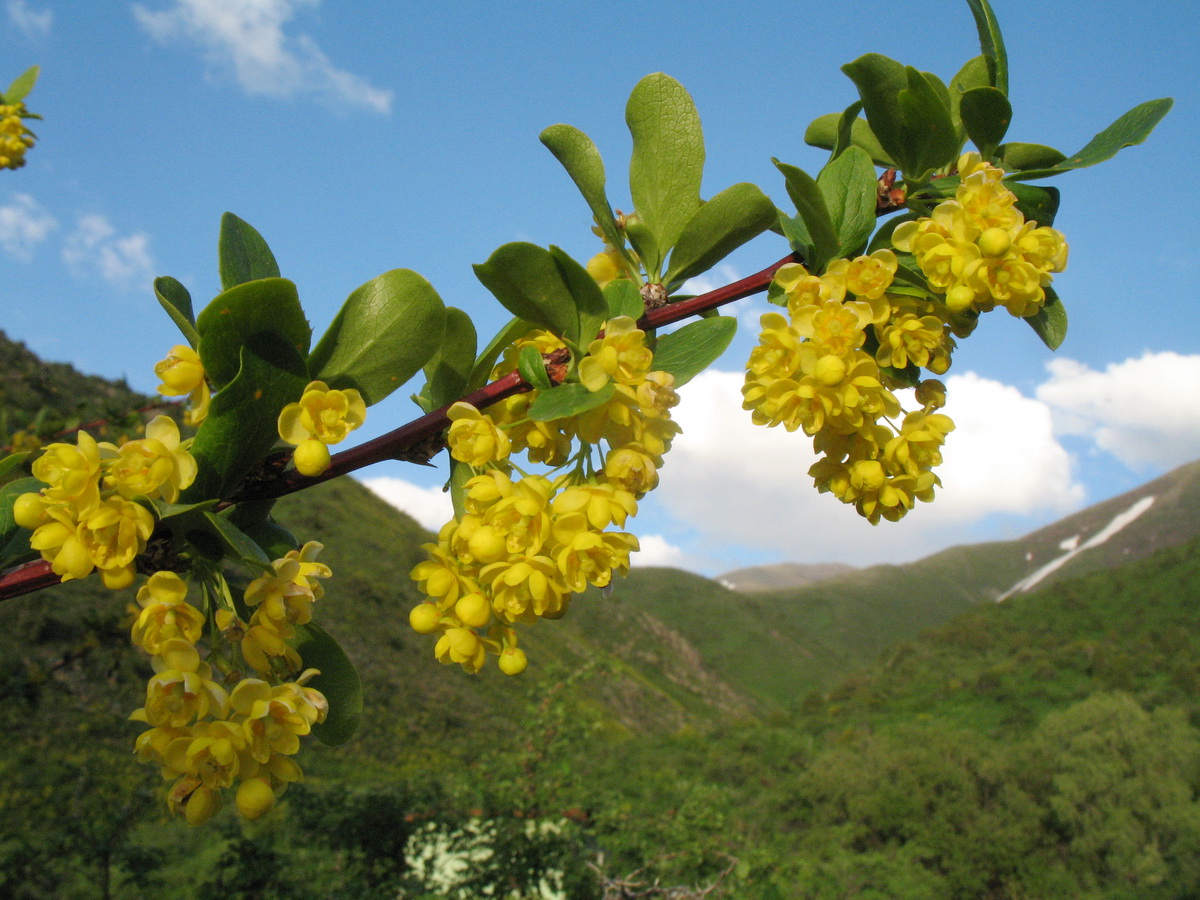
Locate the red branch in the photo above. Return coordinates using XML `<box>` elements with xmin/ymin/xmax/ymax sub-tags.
<box><xmin>0</xmin><ymin>253</ymin><xmax>798</xmax><ymax>602</ymax></box>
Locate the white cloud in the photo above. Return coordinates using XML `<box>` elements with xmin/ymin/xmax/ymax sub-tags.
<box><xmin>133</xmin><ymin>0</ymin><xmax>392</xmax><ymax>113</ymax></box>
<box><xmin>651</xmin><ymin>367</ymin><xmax>1084</xmax><ymax>565</ymax></box>
<box><xmin>7</xmin><ymin>0</ymin><xmax>52</xmax><ymax>39</ymax></box>
<box><xmin>1036</xmin><ymin>352</ymin><xmax>1200</xmax><ymax>471</ymax></box>
<box><xmin>0</xmin><ymin>193</ymin><xmax>56</xmax><ymax>260</ymax></box>
<box><xmin>631</xmin><ymin>533</ymin><xmax>690</xmax><ymax>568</ymax></box>
<box><xmin>361</xmin><ymin>476</ymin><xmax>451</xmax><ymax>533</ymax></box>
<box><xmin>62</xmin><ymin>214</ymin><xmax>156</xmax><ymax>289</ymax></box>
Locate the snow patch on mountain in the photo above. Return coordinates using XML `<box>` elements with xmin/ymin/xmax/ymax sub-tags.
<box><xmin>999</xmin><ymin>495</ymin><xmax>1157</xmax><ymax>601</ymax></box>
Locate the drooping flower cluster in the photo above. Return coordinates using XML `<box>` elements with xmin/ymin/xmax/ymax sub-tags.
<box><xmin>892</xmin><ymin>153</ymin><xmax>1068</xmax><ymax>318</ymax></box>
<box><xmin>128</xmin><ymin>564</ymin><xmax>329</xmax><ymax>825</ymax></box>
<box><xmin>13</xmin><ymin>417</ymin><xmax>196</xmax><ymax>588</ymax></box>
<box><xmin>409</xmin><ymin>316</ymin><xmax>681</xmax><ymax>674</ymax></box>
<box><xmin>742</xmin><ymin>249</ymin><xmax>956</xmax><ymax>524</ymax></box>
<box><xmin>0</xmin><ymin>102</ymin><xmax>36</xmax><ymax>170</ymax></box>
<box><xmin>277</xmin><ymin>380</ymin><xmax>367</xmax><ymax>477</ymax></box>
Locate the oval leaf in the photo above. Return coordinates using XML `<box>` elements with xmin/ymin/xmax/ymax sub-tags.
<box><xmin>665</xmin><ymin>183</ymin><xmax>776</xmax><ymax>287</ymax></box>
<box><xmin>1011</xmin><ymin>98</ymin><xmax>1174</xmax><ymax>180</ymax></box>
<box><xmin>3</xmin><ymin>65</ymin><xmax>39</xmax><ymax>104</ymax></box>
<box><xmin>627</xmin><ymin>73</ymin><xmax>704</xmax><ymax>270</ymax></box>
<box><xmin>528</xmin><ymin>381</ymin><xmax>614</xmax><ymax>422</ymax></box>
<box><xmin>1026</xmin><ymin>287</ymin><xmax>1067</xmax><ymax>350</ymax></box>
<box><xmin>816</xmin><ymin>147</ymin><xmax>878</xmax><ymax>258</ymax></box>
<box><xmin>651</xmin><ymin>316</ymin><xmax>736</xmax><ymax>386</ymax></box>
<box><xmin>539</xmin><ymin>123</ymin><xmax>627</xmax><ymax>260</ymax></box>
<box><xmin>155</xmin><ymin>276</ymin><xmax>199</xmax><ymax>348</ymax></box>
<box><xmin>292</xmin><ymin>623</ymin><xmax>363</xmax><ymax>746</ymax></box>
<box><xmin>417</xmin><ymin>306</ymin><xmax>477</xmax><ymax>412</ymax></box>
<box><xmin>841</xmin><ymin>53</ymin><xmax>911</xmax><ymax>172</ymax></box>
<box><xmin>309</xmin><ymin>269</ymin><xmax>446</xmax><ymax>406</ymax></box>
<box><xmin>196</xmin><ymin>277</ymin><xmax>311</xmax><ymax>390</ymax></box>
<box><xmin>774</xmin><ymin>160</ymin><xmax>838</xmax><ymax>271</ymax></box>
<box><xmin>604</xmin><ymin>280</ymin><xmax>644</xmax><ymax>321</ymax></box>
<box><xmin>805</xmin><ymin>113</ymin><xmax>896</xmax><ymax>168</ymax></box>
<box><xmin>996</xmin><ymin>142</ymin><xmax>1067</xmax><ymax>172</ymax></box>
<box><xmin>218</xmin><ymin>212</ymin><xmax>281</xmax><ymax>291</ymax></box>
<box><xmin>965</xmin><ymin>0</ymin><xmax>1009</xmax><ymax>94</ymax></box>
<box><xmin>473</xmin><ymin>243</ymin><xmax>579</xmax><ymax>339</ymax></box>
<box><xmin>960</xmin><ymin>86</ymin><xmax>1012</xmax><ymax>158</ymax></box>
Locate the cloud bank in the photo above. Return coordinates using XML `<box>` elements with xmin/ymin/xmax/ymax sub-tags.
<box><xmin>7</xmin><ymin>0</ymin><xmax>51</xmax><ymax>39</ymax></box>
<box><xmin>0</xmin><ymin>193</ymin><xmax>56</xmax><ymax>261</ymax></box>
<box><xmin>62</xmin><ymin>214</ymin><xmax>156</xmax><ymax>289</ymax></box>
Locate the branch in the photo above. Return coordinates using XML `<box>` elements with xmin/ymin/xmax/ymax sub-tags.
<box><xmin>0</xmin><ymin>253</ymin><xmax>798</xmax><ymax>602</ymax></box>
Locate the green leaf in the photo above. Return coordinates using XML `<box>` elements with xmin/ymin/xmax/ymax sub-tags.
<box><xmin>1008</xmin><ymin>98</ymin><xmax>1174</xmax><ymax>180</ymax></box>
<box><xmin>418</xmin><ymin>306</ymin><xmax>477</xmax><ymax>412</ymax></box>
<box><xmin>651</xmin><ymin>316</ymin><xmax>736</xmax><ymax>386</ymax></box>
<box><xmin>529</xmin><ymin>381</ymin><xmax>614</xmax><ymax>422</ymax></box>
<box><xmin>816</xmin><ymin>147</ymin><xmax>878</xmax><ymax>258</ymax></box>
<box><xmin>0</xmin><ymin>476</ymin><xmax>39</xmax><ymax>562</ymax></box>
<box><xmin>960</xmin><ymin>86</ymin><xmax>1012</xmax><ymax>158</ymax></box>
<box><xmin>774</xmin><ymin>160</ymin><xmax>838</xmax><ymax>271</ymax></box>
<box><xmin>948</xmin><ymin>55</ymin><xmax>992</xmax><ymax>145</ymax></box>
<box><xmin>1009</xmin><ymin>182</ymin><xmax>1060</xmax><ymax>227</ymax></box>
<box><xmin>448</xmin><ymin>459</ymin><xmax>471</xmax><ymax>521</ymax></box>
<box><xmin>184</xmin><ymin>332</ymin><xmax>309</xmax><ymax>500</ymax></box>
<box><xmin>665</xmin><ymin>183</ymin><xmax>775</xmax><ymax>287</ymax></box>
<box><xmin>624</xmin><ymin>217</ymin><xmax>662</xmax><ymax>278</ymax></box>
<box><xmin>805</xmin><ymin>113</ymin><xmax>896</xmax><ymax>168</ymax></box>
<box><xmin>308</xmin><ymin>269</ymin><xmax>446</xmax><ymax>407</ymax></box>
<box><xmin>154</xmin><ymin>276</ymin><xmax>200</xmax><ymax>348</ymax></box>
<box><xmin>0</xmin><ymin>451</ymin><xmax>30</xmax><ymax>482</ymax></box>
<box><xmin>897</xmin><ymin>68</ymin><xmax>959</xmax><ymax>178</ymax></box>
<box><xmin>841</xmin><ymin>53</ymin><xmax>911</xmax><ymax>172</ymax></box>
<box><xmin>517</xmin><ymin>343</ymin><xmax>553</xmax><ymax>392</ymax></box>
<box><xmin>833</xmin><ymin>101</ymin><xmax>865</xmax><ymax>159</ymax></box>
<box><xmin>196</xmin><ymin>277</ymin><xmax>311</xmax><ymax>390</ymax></box>
<box><xmin>777</xmin><ymin>212</ymin><xmax>813</xmax><ymax>263</ymax></box>
<box><xmin>238</xmin><ymin>518</ymin><xmax>299</xmax><ymax>560</ymax></box>
<box><xmin>627</xmin><ymin>73</ymin><xmax>704</xmax><ymax>271</ymax></box>
<box><xmin>218</xmin><ymin>213</ymin><xmax>281</xmax><ymax>291</ymax></box>
<box><xmin>539</xmin><ymin>124</ymin><xmax>626</xmax><ymax>258</ymax></box>
<box><xmin>550</xmin><ymin>245</ymin><xmax>608</xmax><ymax>346</ymax></box>
<box><xmin>473</xmin><ymin>243</ymin><xmax>579</xmax><ymax>339</ymax></box>
<box><xmin>965</xmin><ymin>0</ymin><xmax>1009</xmax><ymax>94</ymax></box>
<box><xmin>996</xmin><ymin>142</ymin><xmax>1067</xmax><ymax>172</ymax></box>
<box><xmin>1026</xmin><ymin>286</ymin><xmax>1067</xmax><ymax>350</ymax></box>
<box><xmin>202</xmin><ymin>510</ymin><xmax>272</xmax><ymax>570</ymax></box>
<box><xmin>467</xmin><ymin>317</ymin><xmax>537</xmax><ymax>393</ymax></box>
<box><xmin>292</xmin><ymin>623</ymin><xmax>363</xmax><ymax>746</ymax></box>
<box><xmin>604</xmin><ymin>280</ymin><xmax>644</xmax><ymax>321</ymax></box>
<box><xmin>3</xmin><ymin>66</ymin><xmax>39</xmax><ymax>105</ymax></box>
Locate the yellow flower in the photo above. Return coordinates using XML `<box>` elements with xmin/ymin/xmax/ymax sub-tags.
<box><xmin>31</xmin><ymin>430</ymin><xmax>103</xmax><ymax>514</ymax></box>
<box><xmin>155</xmin><ymin>345</ymin><xmax>211</xmax><ymax>425</ymax></box>
<box><xmin>578</xmin><ymin>317</ymin><xmax>654</xmax><ymax>391</ymax></box>
<box><xmin>446</xmin><ymin>401</ymin><xmax>511</xmax><ymax>467</ymax></box>
<box><xmin>434</xmin><ymin>626</ymin><xmax>488</xmax><ymax>673</ymax></box>
<box><xmin>132</xmin><ymin>571</ymin><xmax>205</xmax><ymax>653</ymax></box>
<box><xmin>552</xmin><ymin>483</ymin><xmax>638</xmax><ymax>530</ymax></box>
<box><xmin>478</xmin><ymin>555</ymin><xmax>568</xmax><ymax>623</ymax></box>
<box><xmin>587</xmin><ymin>248</ymin><xmax>626</xmax><ymax>288</ymax></box>
<box><xmin>829</xmin><ymin>250</ymin><xmax>898</xmax><ymax>300</ymax></box>
<box><xmin>603</xmin><ymin>445</ymin><xmax>659</xmax><ymax>496</ymax></box>
<box><xmin>104</xmin><ymin>415</ymin><xmax>198</xmax><ymax>503</ymax></box>
<box><xmin>132</xmin><ymin>638</ymin><xmax>230</xmax><ymax>728</ymax></box>
<box><xmin>277</xmin><ymin>380</ymin><xmax>366</xmax><ymax>475</ymax></box>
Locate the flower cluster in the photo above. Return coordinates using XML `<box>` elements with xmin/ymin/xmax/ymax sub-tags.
<box><xmin>0</xmin><ymin>102</ymin><xmax>35</xmax><ymax>170</ymax></box>
<box><xmin>128</xmin><ymin>565</ymin><xmax>329</xmax><ymax>825</ymax></box>
<box><xmin>13</xmin><ymin>417</ymin><xmax>196</xmax><ymax>588</ymax></box>
<box><xmin>277</xmin><ymin>380</ymin><xmax>367</xmax><ymax>477</ymax></box>
<box><xmin>893</xmin><ymin>153</ymin><xmax>1068</xmax><ymax>318</ymax></box>
<box><xmin>409</xmin><ymin>316</ymin><xmax>680</xmax><ymax>674</ymax></box>
<box><xmin>742</xmin><ymin>250</ymin><xmax>955</xmax><ymax>524</ymax></box>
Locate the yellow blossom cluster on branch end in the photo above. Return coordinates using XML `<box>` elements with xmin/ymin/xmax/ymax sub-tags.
<box><xmin>408</xmin><ymin>317</ymin><xmax>682</xmax><ymax>674</ymax></box>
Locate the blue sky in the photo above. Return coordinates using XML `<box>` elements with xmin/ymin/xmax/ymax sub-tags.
<box><xmin>2</xmin><ymin>0</ymin><xmax>1197</xmax><ymax>576</ymax></box>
